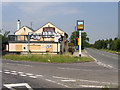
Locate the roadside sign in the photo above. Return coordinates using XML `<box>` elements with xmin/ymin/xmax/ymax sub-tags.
<box><xmin>77</xmin><ymin>20</ymin><xmax>84</xmax><ymax>31</ymax></box>
<box><xmin>78</xmin><ymin>38</ymin><xmax>79</xmax><ymax>45</ymax></box>
<box><xmin>78</xmin><ymin>38</ymin><xmax>82</xmax><ymax>45</ymax></box>
<box><xmin>54</xmin><ymin>34</ymin><xmax>61</xmax><ymax>42</ymax></box>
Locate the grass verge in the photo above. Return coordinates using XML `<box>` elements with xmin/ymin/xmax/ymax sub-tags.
<box><xmin>100</xmin><ymin>49</ymin><xmax>120</xmax><ymax>55</ymax></box>
<box><xmin>2</xmin><ymin>54</ymin><xmax>94</xmax><ymax>63</ymax></box>
<box><xmin>90</xmin><ymin>48</ymin><xmax>120</xmax><ymax>55</ymax></box>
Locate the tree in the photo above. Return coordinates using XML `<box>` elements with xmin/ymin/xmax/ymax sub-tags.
<box><xmin>93</xmin><ymin>37</ymin><xmax>120</xmax><ymax>52</ymax></box>
<box><xmin>2</xmin><ymin>30</ymin><xmax>10</xmax><ymax>50</ymax></box>
<box><xmin>69</xmin><ymin>31</ymin><xmax>89</xmax><ymax>49</ymax></box>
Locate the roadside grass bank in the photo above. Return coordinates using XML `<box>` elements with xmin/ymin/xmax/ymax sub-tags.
<box><xmin>2</xmin><ymin>54</ymin><xmax>94</xmax><ymax>63</ymax></box>
<box><xmin>90</xmin><ymin>48</ymin><xmax>120</xmax><ymax>55</ymax></box>
<box><xmin>100</xmin><ymin>49</ymin><xmax>120</xmax><ymax>55</ymax></box>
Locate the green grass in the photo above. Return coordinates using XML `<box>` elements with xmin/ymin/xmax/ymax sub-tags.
<box><xmin>90</xmin><ymin>47</ymin><xmax>120</xmax><ymax>55</ymax></box>
<box><xmin>2</xmin><ymin>54</ymin><xmax>94</xmax><ymax>63</ymax></box>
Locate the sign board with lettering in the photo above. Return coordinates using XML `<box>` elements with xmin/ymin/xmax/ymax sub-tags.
<box><xmin>28</xmin><ymin>32</ymin><xmax>41</xmax><ymax>40</ymax></box>
<box><xmin>77</xmin><ymin>20</ymin><xmax>84</xmax><ymax>31</ymax></box>
<box><xmin>54</xmin><ymin>34</ymin><xmax>61</xmax><ymax>42</ymax></box>
<box><xmin>42</xmin><ymin>27</ymin><xmax>55</xmax><ymax>38</ymax></box>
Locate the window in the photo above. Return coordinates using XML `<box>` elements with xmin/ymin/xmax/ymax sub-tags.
<box><xmin>24</xmin><ymin>28</ymin><xmax>26</xmax><ymax>31</ymax></box>
<box><xmin>46</xmin><ymin>45</ymin><xmax>51</xmax><ymax>48</ymax></box>
<box><xmin>24</xmin><ymin>47</ymin><xmax>26</xmax><ymax>49</ymax></box>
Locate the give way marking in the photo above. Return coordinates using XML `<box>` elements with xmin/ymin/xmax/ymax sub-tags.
<box><xmin>4</xmin><ymin>83</ymin><xmax>33</xmax><ymax>90</ymax></box>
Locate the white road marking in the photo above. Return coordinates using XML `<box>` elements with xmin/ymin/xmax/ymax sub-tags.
<box><xmin>52</xmin><ymin>75</ymin><xmax>117</xmax><ymax>85</ymax></box>
<box><xmin>56</xmin><ymin>82</ymin><xmax>69</xmax><ymax>88</ymax></box>
<box><xmin>52</xmin><ymin>76</ymin><xmax>69</xmax><ymax>79</ymax></box>
<box><xmin>24</xmin><ymin>65</ymin><xmax>32</xmax><ymax>67</ymax></box>
<box><xmin>45</xmin><ymin>79</ymin><xmax>69</xmax><ymax>88</ymax></box>
<box><xmin>29</xmin><ymin>76</ymin><xmax>37</xmax><ymax>79</ymax></box>
<box><xmin>26</xmin><ymin>73</ymin><xmax>33</xmax><ymax>76</ymax></box>
<box><xmin>18</xmin><ymin>72</ymin><xmax>24</xmax><ymax>74</ymax></box>
<box><xmin>4</xmin><ymin>83</ymin><xmax>33</xmax><ymax>90</ymax></box>
<box><xmin>19</xmin><ymin>74</ymin><xmax>27</xmax><ymax>77</ymax></box>
<box><xmin>11</xmin><ymin>71</ymin><xmax>16</xmax><ymax>73</ymax></box>
<box><xmin>61</xmin><ymin>80</ymin><xmax>76</xmax><ymax>82</ymax></box>
<box><xmin>88</xmin><ymin>53</ymin><xmax>115</xmax><ymax>69</ymax></box>
<box><xmin>45</xmin><ymin>79</ymin><xmax>56</xmax><ymax>83</ymax></box>
<box><xmin>36</xmin><ymin>75</ymin><xmax>43</xmax><ymax>77</ymax></box>
<box><xmin>6</xmin><ymin>63</ymin><xmax>32</xmax><ymax>67</ymax></box>
<box><xmin>10</xmin><ymin>73</ymin><xmax>17</xmax><ymax>75</ymax></box>
<box><xmin>58</xmin><ymin>67</ymin><xmax>94</xmax><ymax>72</ymax></box>
<box><xmin>0</xmin><ymin>71</ymin><xmax>2</xmax><ymax>73</ymax></box>
<box><xmin>4</xmin><ymin>72</ymin><xmax>10</xmax><ymax>74</ymax></box>
<box><xmin>79</xmin><ymin>85</ymin><xmax>104</xmax><ymax>88</ymax></box>
<box><xmin>4</xmin><ymin>70</ymin><xmax>9</xmax><ymax>71</ymax></box>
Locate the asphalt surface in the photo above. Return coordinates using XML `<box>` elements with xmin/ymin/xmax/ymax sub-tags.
<box><xmin>85</xmin><ymin>48</ymin><xmax>118</xmax><ymax>69</ymax></box>
<box><xmin>2</xmin><ymin>55</ymin><xmax>118</xmax><ymax>89</ymax></box>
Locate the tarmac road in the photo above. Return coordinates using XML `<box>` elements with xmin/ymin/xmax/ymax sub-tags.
<box><xmin>85</xmin><ymin>48</ymin><xmax>118</xmax><ymax>69</ymax></box>
<box><xmin>2</xmin><ymin>58</ymin><xmax>118</xmax><ymax>89</ymax></box>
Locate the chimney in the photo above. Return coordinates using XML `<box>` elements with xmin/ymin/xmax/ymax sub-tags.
<box><xmin>17</xmin><ymin>20</ymin><xmax>21</xmax><ymax>30</ymax></box>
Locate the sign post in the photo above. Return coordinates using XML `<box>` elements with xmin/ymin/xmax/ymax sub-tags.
<box><xmin>28</xmin><ymin>32</ymin><xmax>41</xmax><ymax>58</ymax></box>
<box><xmin>77</xmin><ymin>20</ymin><xmax>84</xmax><ymax>57</ymax></box>
<box><xmin>79</xmin><ymin>31</ymin><xmax>81</xmax><ymax>57</ymax></box>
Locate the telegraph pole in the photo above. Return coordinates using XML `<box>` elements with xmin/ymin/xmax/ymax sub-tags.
<box><xmin>75</xmin><ymin>26</ymin><xmax>76</xmax><ymax>51</ymax></box>
<box><xmin>28</xmin><ymin>34</ymin><xmax>30</xmax><ymax>58</ymax></box>
<box><xmin>30</xmin><ymin>22</ymin><xmax>33</xmax><ymax>28</ymax></box>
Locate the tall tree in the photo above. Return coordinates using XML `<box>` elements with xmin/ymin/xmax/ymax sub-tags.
<box><xmin>93</xmin><ymin>37</ymin><xmax>120</xmax><ymax>51</ymax></box>
<box><xmin>2</xmin><ymin>31</ymin><xmax>10</xmax><ymax>50</ymax></box>
<box><xmin>69</xmin><ymin>31</ymin><xmax>89</xmax><ymax>49</ymax></box>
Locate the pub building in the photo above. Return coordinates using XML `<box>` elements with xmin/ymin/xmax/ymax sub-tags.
<box><xmin>7</xmin><ymin>20</ymin><xmax>68</xmax><ymax>54</ymax></box>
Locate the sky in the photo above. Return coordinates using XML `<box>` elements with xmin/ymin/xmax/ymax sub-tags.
<box><xmin>2</xmin><ymin>2</ymin><xmax>118</xmax><ymax>44</ymax></box>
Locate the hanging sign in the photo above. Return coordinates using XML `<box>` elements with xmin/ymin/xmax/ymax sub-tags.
<box><xmin>77</xmin><ymin>20</ymin><xmax>84</xmax><ymax>31</ymax></box>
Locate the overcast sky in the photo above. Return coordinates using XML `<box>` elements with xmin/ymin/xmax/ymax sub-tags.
<box><xmin>2</xmin><ymin>2</ymin><xmax>118</xmax><ymax>44</ymax></box>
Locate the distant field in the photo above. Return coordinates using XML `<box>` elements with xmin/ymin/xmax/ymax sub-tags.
<box><xmin>2</xmin><ymin>54</ymin><xmax>94</xmax><ymax>63</ymax></box>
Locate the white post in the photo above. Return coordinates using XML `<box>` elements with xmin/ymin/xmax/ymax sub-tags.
<box><xmin>79</xmin><ymin>31</ymin><xmax>81</xmax><ymax>57</ymax></box>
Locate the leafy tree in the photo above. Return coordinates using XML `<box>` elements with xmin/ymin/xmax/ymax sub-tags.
<box><xmin>93</xmin><ymin>37</ymin><xmax>120</xmax><ymax>52</ymax></box>
<box><xmin>69</xmin><ymin>31</ymin><xmax>89</xmax><ymax>49</ymax></box>
<box><xmin>1</xmin><ymin>30</ymin><xmax>10</xmax><ymax>50</ymax></box>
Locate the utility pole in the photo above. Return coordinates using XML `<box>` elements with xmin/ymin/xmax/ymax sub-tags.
<box><xmin>75</xmin><ymin>26</ymin><xmax>76</xmax><ymax>51</ymax></box>
<box><xmin>28</xmin><ymin>34</ymin><xmax>30</xmax><ymax>58</ymax></box>
<box><xmin>30</xmin><ymin>22</ymin><xmax>33</xmax><ymax>28</ymax></box>
<box><xmin>59</xmin><ymin>38</ymin><xmax>61</xmax><ymax>62</ymax></box>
